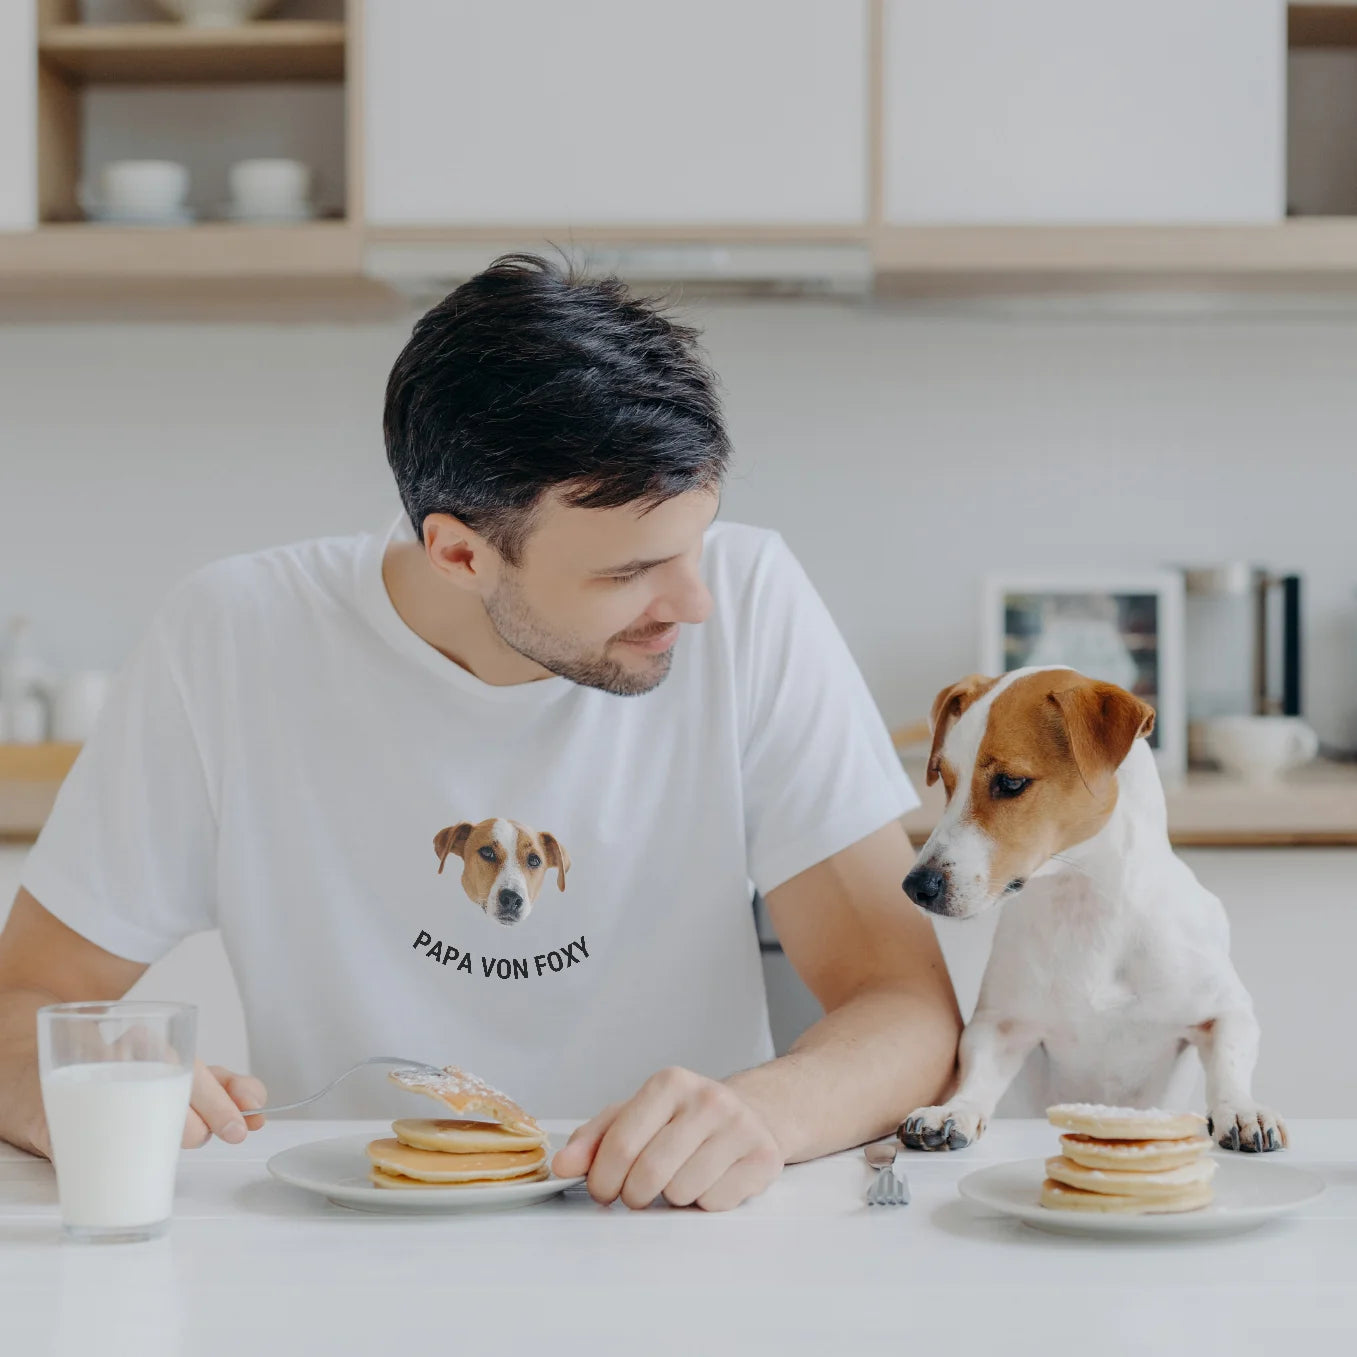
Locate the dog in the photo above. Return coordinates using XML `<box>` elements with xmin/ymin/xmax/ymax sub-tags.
<box><xmin>899</xmin><ymin>666</ymin><xmax>1286</xmax><ymax>1155</ymax></box>
<box><xmin>433</xmin><ymin>818</ymin><xmax>571</xmax><ymax>926</ymax></box>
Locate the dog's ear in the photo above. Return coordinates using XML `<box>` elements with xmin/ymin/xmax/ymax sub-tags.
<box><xmin>433</xmin><ymin>822</ymin><xmax>474</xmax><ymax>874</ymax></box>
<box><xmin>538</xmin><ymin>832</ymin><xmax>571</xmax><ymax>891</ymax></box>
<box><xmin>926</xmin><ymin>674</ymin><xmax>999</xmax><ymax>786</ymax></box>
<box><xmin>1048</xmin><ymin>681</ymin><xmax>1156</xmax><ymax>795</ymax></box>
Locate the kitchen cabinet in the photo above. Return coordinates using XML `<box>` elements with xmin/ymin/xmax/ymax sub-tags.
<box><xmin>363</xmin><ymin>0</ymin><xmax>870</xmax><ymax>228</ymax></box>
<box><xmin>882</xmin><ymin>0</ymin><xmax>1285</xmax><ymax>224</ymax></box>
<box><xmin>0</xmin><ymin>5</ymin><xmax>37</xmax><ymax>232</ymax></box>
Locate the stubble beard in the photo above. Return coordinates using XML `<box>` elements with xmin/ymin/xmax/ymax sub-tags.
<box><xmin>485</xmin><ymin>574</ymin><xmax>675</xmax><ymax>697</ymax></box>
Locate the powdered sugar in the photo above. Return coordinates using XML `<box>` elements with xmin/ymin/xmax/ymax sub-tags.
<box><xmin>387</xmin><ymin>1065</ymin><xmax>539</xmax><ymax>1132</ymax></box>
<box><xmin>1048</xmin><ymin>1104</ymin><xmax>1182</xmax><ymax>1121</ymax></box>
<box><xmin>390</xmin><ymin>1065</ymin><xmax>506</xmax><ymax>1103</ymax></box>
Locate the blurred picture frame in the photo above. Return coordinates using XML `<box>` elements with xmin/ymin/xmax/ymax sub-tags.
<box><xmin>980</xmin><ymin>571</ymin><xmax>1186</xmax><ymax>786</ymax></box>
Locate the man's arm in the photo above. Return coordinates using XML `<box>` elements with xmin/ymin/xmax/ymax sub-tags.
<box><xmin>0</xmin><ymin>889</ymin><xmax>266</xmax><ymax>1157</ymax></box>
<box><xmin>727</xmin><ymin>820</ymin><xmax>961</xmax><ymax>1162</ymax></box>
<box><xmin>552</xmin><ymin>821</ymin><xmax>962</xmax><ymax>1208</ymax></box>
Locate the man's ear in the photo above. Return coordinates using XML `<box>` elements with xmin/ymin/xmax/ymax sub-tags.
<box><xmin>433</xmin><ymin>822</ymin><xmax>474</xmax><ymax>874</ymax></box>
<box><xmin>422</xmin><ymin>514</ymin><xmax>498</xmax><ymax>593</ymax></box>
<box><xmin>539</xmin><ymin>833</ymin><xmax>571</xmax><ymax>891</ymax></box>
<box><xmin>1048</xmin><ymin>681</ymin><xmax>1156</xmax><ymax>795</ymax></box>
<box><xmin>926</xmin><ymin>674</ymin><xmax>999</xmax><ymax>786</ymax></box>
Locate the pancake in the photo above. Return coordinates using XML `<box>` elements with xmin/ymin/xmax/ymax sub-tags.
<box><xmin>393</xmin><ymin>1117</ymin><xmax>547</xmax><ymax>1154</ymax></box>
<box><xmin>1046</xmin><ymin>1104</ymin><xmax>1208</xmax><ymax>1142</ymax></box>
<box><xmin>1059</xmin><ymin>1133</ymin><xmax>1212</xmax><ymax>1173</ymax></box>
<box><xmin>1041</xmin><ymin>1177</ymin><xmax>1213</xmax><ymax>1215</ymax></box>
<box><xmin>389</xmin><ymin>1065</ymin><xmax>541</xmax><ymax>1136</ymax></box>
<box><xmin>370</xmin><ymin>1164</ymin><xmax>550</xmax><ymax>1190</ymax></box>
<box><xmin>366</xmin><ymin>1137</ymin><xmax>547</xmax><ymax>1183</ymax></box>
<box><xmin>1045</xmin><ymin>1154</ymin><xmax>1216</xmax><ymax>1198</ymax></box>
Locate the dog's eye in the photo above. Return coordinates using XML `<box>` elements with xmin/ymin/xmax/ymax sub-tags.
<box><xmin>478</xmin><ymin>845</ymin><xmax>497</xmax><ymax>862</ymax></box>
<box><xmin>526</xmin><ymin>853</ymin><xmax>542</xmax><ymax>869</ymax></box>
<box><xmin>992</xmin><ymin>773</ymin><xmax>1031</xmax><ymax>799</ymax></box>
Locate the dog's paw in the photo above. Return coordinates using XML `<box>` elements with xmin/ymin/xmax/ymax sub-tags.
<box><xmin>1207</xmin><ymin>1104</ymin><xmax>1288</xmax><ymax>1153</ymax></box>
<box><xmin>898</xmin><ymin>1105</ymin><xmax>984</xmax><ymax>1152</ymax></box>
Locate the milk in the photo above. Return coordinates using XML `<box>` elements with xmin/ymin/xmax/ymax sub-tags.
<box><xmin>41</xmin><ymin>1061</ymin><xmax>192</xmax><ymax>1231</ymax></box>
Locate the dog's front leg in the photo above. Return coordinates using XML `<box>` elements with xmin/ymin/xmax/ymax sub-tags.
<box><xmin>1192</xmin><ymin>1009</ymin><xmax>1288</xmax><ymax>1153</ymax></box>
<box><xmin>899</xmin><ymin>1016</ymin><xmax>1040</xmax><ymax>1152</ymax></box>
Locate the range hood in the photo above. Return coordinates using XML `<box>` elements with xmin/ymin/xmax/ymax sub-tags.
<box><xmin>363</xmin><ymin>239</ymin><xmax>872</xmax><ymax>299</ymax></box>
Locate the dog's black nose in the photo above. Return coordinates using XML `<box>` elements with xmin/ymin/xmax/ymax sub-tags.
<box><xmin>903</xmin><ymin>866</ymin><xmax>948</xmax><ymax>912</ymax></box>
<box><xmin>497</xmin><ymin>888</ymin><xmax>524</xmax><ymax>917</ymax></box>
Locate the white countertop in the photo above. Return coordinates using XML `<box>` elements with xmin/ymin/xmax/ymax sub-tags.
<box><xmin>898</xmin><ymin>754</ymin><xmax>1357</xmax><ymax>847</ymax></box>
<box><xmin>3</xmin><ymin>1119</ymin><xmax>1355</xmax><ymax>1355</ymax></box>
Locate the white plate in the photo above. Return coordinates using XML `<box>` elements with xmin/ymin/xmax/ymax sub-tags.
<box><xmin>958</xmin><ymin>1156</ymin><xmax>1325</xmax><ymax>1239</ymax></box>
<box><xmin>267</xmin><ymin>1133</ymin><xmax>584</xmax><ymax>1214</ymax></box>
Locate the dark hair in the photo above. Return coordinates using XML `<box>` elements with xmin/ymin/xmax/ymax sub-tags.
<box><xmin>383</xmin><ymin>253</ymin><xmax>730</xmax><ymax>564</ymax></box>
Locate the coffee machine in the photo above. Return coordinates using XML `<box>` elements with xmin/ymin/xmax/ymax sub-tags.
<box><xmin>1180</xmin><ymin>564</ymin><xmax>1302</xmax><ymax>767</ymax></box>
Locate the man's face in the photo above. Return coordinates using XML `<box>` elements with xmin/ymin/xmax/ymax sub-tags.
<box><xmin>483</xmin><ymin>487</ymin><xmax>719</xmax><ymax>696</ymax></box>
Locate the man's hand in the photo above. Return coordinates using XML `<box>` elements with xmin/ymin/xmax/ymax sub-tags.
<box><xmin>550</xmin><ymin>1066</ymin><xmax>783</xmax><ymax>1212</ymax></box>
<box><xmin>183</xmin><ymin>1061</ymin><xmax>266</xmax><ymax>1148</ymax></box>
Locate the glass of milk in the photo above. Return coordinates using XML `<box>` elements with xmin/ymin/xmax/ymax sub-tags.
<box><xmin>37</xmin><ymin>1001</ymin><xmax>196</xmax><ymax>1243</ymax></box>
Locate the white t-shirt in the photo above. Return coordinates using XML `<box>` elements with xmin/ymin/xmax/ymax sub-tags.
<box><xmin>23</xmin><ymin>517</ymin><xmax>917</xmax><ymax>1117</ymax></box>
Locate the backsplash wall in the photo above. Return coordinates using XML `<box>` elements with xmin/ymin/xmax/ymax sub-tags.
<box><xmin>2</xmin><ymin>299</ymin><xmax>1355</xmax><ymax>744</ymax></box>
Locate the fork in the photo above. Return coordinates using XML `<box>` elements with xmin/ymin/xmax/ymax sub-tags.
<box><xmin>864</xmin><ymin>1140</ymin><xmax>910</xmax><ymax>1206</ymax></box>
<box><xmin>243</xmin><ymin>1056</ymin><xmax>445</xmax><ymax>1117</ymax></box>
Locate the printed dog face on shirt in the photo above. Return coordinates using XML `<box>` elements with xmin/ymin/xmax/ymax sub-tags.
<box><xmin>433</xmin><ymin>818</ymin><xmax>571</xmax><ymax>926</ymax></box>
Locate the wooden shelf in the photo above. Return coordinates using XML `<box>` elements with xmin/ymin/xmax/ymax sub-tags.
<box><xmin>0</xmin><ymin>223</ymin><xmax>409</xmax><ymax>318</ymax></box>
<box><xmin>0</xmin><ymin>221</ymin><xmax>361</xmax><ymax>278</ymax></box>
<box><xmin>0</xmin><ymin>743</ymin><xmax>80</xmax><ymax>843</ymax></box>
<box><xmin>1290</xmin><ymin>4</ymin><xmax>1357</xmax><ymax>49</ymax></box>
<box><xmin>0</xmin><ymin>743</ymin><xmax>80</xmax><ymax>783</ymax></box>
<box><xmin>38</xmin><ymin>21</ymin><xmax>346</xmax><ymax>84</ymax></box>
<box><xmin>871</xmin><ymin>221</ymin><xmax>1357</xmax><ymax>291</ymax></box>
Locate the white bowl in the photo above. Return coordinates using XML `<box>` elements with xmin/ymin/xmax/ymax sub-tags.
<box><xmin>1202</xmin><ymin>715</ymin><xmax>1319</xmax><ymax>784</ymax></box>
<box><xmin>154</xmin><ymin>0</ymin><xmax>280</xmax><ymax>25</ymax></box>
<box><xmin>85</xmin><ymin>161</ymin><xmax>191</xmax><ymax>225</ymax></box>
<box><xmin>228</xmin><ymin>158</ymin><xmax>312</xmax><ymax>214</ymax></box>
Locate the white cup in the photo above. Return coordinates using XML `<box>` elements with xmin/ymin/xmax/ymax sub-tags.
<box><xmin>51</xmin><ymin>671</ymin><xmax>112</xmax><ymax>743</ymax></box>
<box><xmin>100</xmin><ymin>160</ymin><xmax>189</xmax><ymax>219</ymax></box>
<box><xmin>1202</xmin><ymin>716</ymin><xmax>1319</xmax><ymax>784</ymax></box>
<box><xmin>228</xmin><ymin>158</ymin><xmax>311</xmax><ymax>218</ymax></box>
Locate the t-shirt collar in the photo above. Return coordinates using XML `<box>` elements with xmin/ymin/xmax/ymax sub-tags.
<box><xmin>353</xmin><ymin>512</ymin><xmax>575</xmax><ymax>705</ymax></box>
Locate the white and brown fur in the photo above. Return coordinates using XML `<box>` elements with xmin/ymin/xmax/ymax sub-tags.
<box><xmin>434</xmin><ymin>818</ymin><xmax>570</xmax><ymax>926</ymax></box>
<box><xmin>899</xmin><ymin>666</ymin><xmax>1286</xmax><ymax>1155</ymax></box>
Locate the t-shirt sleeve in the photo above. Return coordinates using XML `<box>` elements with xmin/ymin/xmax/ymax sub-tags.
<box><xmin>20</xmin><ymin>603</ymin><xmax>219</xmax><ymax>965</ymax></box>
<box><xmin>738</xmin><ymin>534</ymin><xmax>919</xmax><ymax>895</ymax></box>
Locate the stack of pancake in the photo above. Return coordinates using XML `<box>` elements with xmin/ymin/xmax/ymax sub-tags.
<box><xmin>1040</xmin><ymin>1104</ymin><xmax>1215</xmax><ymax>1215</ymax></box>
<box><xmin>366</xmin><ymin>1065</ymin><xmax>549</xmax><ymax>1190</ymax></box>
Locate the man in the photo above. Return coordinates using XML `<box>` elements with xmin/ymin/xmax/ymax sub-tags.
<box><xmin>0</xmin><ymin>255</ymin><xmax>960</xmax><ymax>1211</ymax></box>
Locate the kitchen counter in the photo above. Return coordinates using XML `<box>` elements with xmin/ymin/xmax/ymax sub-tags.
<box><xmin>6</xmin><ymin>743</ymin><xmax>1357</xmax><ymax>847</ymax></box>
<box><xmin>899</xmin><ymin>755</ymin><xmax>1357</xmax><ymax>847</ymax></box>
<box><xmin>7</xmin><ymin>738</ymin><xmax>1357</xmax><ymax>841</ymax></box>
<box><xmin>3</xmin><ymin>1118</ymin><xmax>1354</xmax><ymax>1353</ymax></box>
